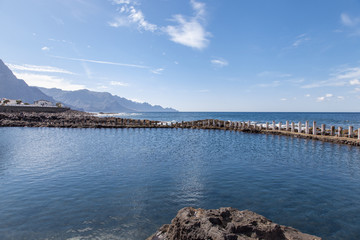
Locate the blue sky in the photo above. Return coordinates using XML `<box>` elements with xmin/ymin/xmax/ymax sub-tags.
<box><xmin>1</xmin><ymin>0</ymin><xmax>360</xmax><ymax>111</ymax></box>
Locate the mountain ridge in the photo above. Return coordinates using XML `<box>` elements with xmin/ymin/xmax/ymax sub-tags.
<box><xmin>38</xmin><ymin>87</ymin><xmax>177</xmax><ymax>112</ymax></box>
<box><xmin>0</xmin><ymin>59</ymin><xmax>55</xmax><ymax>103</ymax></box>
<box><xmin>0</xmin><ymin>59</ymin><xmax>177</xmax><ymax>112</ymax></box>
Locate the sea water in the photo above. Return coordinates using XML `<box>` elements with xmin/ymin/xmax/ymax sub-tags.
<box><xmin>96</xmin><ymin>112</ymin><xmax>360</xmax><ymax>128</ymax></box>
<box><xmin>1</xmin><ymin>113</ymin><xmax>360</xmax><ymax>239</ymax></box>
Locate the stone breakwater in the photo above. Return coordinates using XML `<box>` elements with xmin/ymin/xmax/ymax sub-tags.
<box><xmin>0</xmin><ymin>112</ymin><xmax>359</xmax><ymax>146</ymax></box>
<box><xmin>147</xmin><ymin>207</ymin><xmax>321</xmax><ymax>240</ymax></box>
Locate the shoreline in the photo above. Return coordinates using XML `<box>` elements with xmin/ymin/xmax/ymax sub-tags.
<box><xmin>1</xmin><ymin>111</ymin><xmax>359</xmax><ymax>147</ymax></box>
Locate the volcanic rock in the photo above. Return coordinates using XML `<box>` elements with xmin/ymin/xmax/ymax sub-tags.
<box><xmin>147</xmin><ymin>207</ymin><xmax>321</xmax><ymax>240</ymax></box>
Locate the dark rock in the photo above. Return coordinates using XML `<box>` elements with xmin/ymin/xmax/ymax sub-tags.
<box><xmin>147</xmin><ymin>207</ymin><xmax>321</xmax><ymax>240</ymax></box>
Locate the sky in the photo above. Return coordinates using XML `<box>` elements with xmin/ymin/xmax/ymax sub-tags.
<box><xmin>1</xmin><ymin>0</ymin><xmax>360</xmax><ymax>112</ymax></box>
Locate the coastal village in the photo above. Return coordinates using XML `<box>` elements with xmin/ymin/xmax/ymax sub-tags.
<box><xmin>0</xmin><ymin>98</ymin><xmax>60</xmax><ymax>107</ymax></box>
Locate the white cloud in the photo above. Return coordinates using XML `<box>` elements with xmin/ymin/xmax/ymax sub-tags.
<box><xmin>198</xmin><ymin>89</ymin><xmax>209</xmax><ymax>93</ymax></box>
<box><xmin>164</xmin><ymin>0</ymin><xmax>210</xmax><ymax>49</ymax></box>
<box><xmin>317</xmin><ymin>93</ymin><xmax>333</xmax><ymax>102</ymax></box>
<box><xmin>110</xmin><ymin>0</ymin><xmax>210</xmax><ymax>49</ymax></box>
<box><xmin>301</xmin><ymin>66</ymin><xmax>360</xmax><ymax>89</ymax></box>
<box><xmin>108</xmin><ymin>16</ymin><xmax>130</xmax><ymax>27</ymax></box>
<box><xmin>128</xmin><ymin>6</ymin><xmax>157</xmax><ymax>32</ymax></box>
<box><xmin>48</xmin><ymin>38</ymin><xmax>73</xmax><ymax>45</ymax></box>
<box><xmin>337</xmin><ymin>96</ymin><xmax>345</xmax><ymax>100</ymax></box>
<box><xmin>341</xmin><ymin>13</ymin><xmax>360</xmax><ymax>27</ymax></box>
<box><xmin>97</xmin><ymin>85</ymin><xmax>108</xmax><ymax>89</ymax></box>
<box><xmin>292</xmin><ymin>34</ymin><xmax>310</xmax><ymax>48</ymax></box>
<box><xmin>211</xmin><ymin>58</ymin><xmax>228</xmax><ymax>67</ymax></box>
<box><xmin>340</xmin><ymin>13</ymin><xmax>360</xmax><ymax>36</ymax></box>
<box><xmin>13</xmin><ymin>72</ymin><xmax>85</xmax><ymax>91</ymax></box>
<box><xmin>7</xmin><ymin>63</ymin><xmax>74</xmax><ymax>74</ymax></box>
<box><xmin>257</xmin><ymin>71</ymin><xmax>292</xmax><ymax>78</ymax></box>
<box><xmin>109</xmin><ymin>4</ymin><xmax>157</xmax><ymax>32</ymax></box>
<box><xmin>337</xmin><ymin>67</ymin><xmax>360</xmax><ymax>80</ymax></box>
<box><xmin>257</xmin><ymin>81</ymin><xmax>281</xmax><ymax>88</ymax></box>
<box><xmin>349</xmin><ymin>79</ymin><xmax>360</xmax><ymax>85</ymax></box>
<box><xmin>52</xmin><ymin>55</ymin><xmax>149</xmax><ymax>69</ymax></box>
<box><xmin>112</xmin><ymin>0</ymin><xmax>132</xmax><ymax>4</ymax></box>
<box><xmin>280</xmin><ymin>98</ymin><xmax>287</xmax><ymax>101</ymax></box>
<box><xmin>151</xmin><ymin>68</ymin><xmax>164</xmax><ymax>74</ymax></box>
<box><xmin>41</xmin><ymin>46</ymin><xmax>50</xmax><ymax>51</ymax></box>
<box><xmin>302</xmin><ymin>80</ymin><xmax>346</xmax><ymax>88</ymax></box>
<box><xmin>110</xmin><ymin>81</ymin><xmax>129</xmax><ymax>86</ymax></box>
<box><xmin>129</xmin><ymin>98</ymin><xmax>145</xmax><ymax>103</ymax></box>
<box><xmin>305</xmin><ymin>94</ymin><xmax>311</xmax><ymax>97</ymax></box>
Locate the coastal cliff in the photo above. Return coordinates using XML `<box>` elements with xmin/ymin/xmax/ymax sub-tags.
<box><xmin>147</xmin><ymin>207</ymin><xmax>321</xmax><ymax>240</ymax></box>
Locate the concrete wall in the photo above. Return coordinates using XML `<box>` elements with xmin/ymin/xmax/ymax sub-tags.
<box><xmin>0</xmin><ymin>106</ymin><xmax>70</xmax><ymax>113</ymax></box>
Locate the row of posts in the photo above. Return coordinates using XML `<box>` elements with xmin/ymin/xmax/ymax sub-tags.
<box><xmin>265</xmin><ymin>120</ymin><xmax>359</xmax><ymax>139</ymax></box>
<box><xmin>166</xmin><ymin>119</ymin><xmax>360</xmax><ymax>140</ymax></box>
<box><xmin>58</xmin><ymin>117</ymin><xmax>360</xmax><ymax>140</ymax></box>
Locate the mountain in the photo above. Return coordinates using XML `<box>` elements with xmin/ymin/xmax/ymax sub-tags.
<box><xmin>39</xmin><ymin>87</ymin><xmax>177</xmax><ymax>112</ymax></box>
<box><xmin>0</xmin><ymin>59</ymin><xmax>55</xmax><ymax>103</ymax></box>
<box><xmin>0</xmin><ymin>59</ymin><xmax>177</xmax><ymax>112</ymax></box>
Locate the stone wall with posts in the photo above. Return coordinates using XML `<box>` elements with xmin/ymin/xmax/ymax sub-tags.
<box><xmin>0</xmin><ymin>112</ymin><xmax>359</xmax><ymax>146</ymax></box>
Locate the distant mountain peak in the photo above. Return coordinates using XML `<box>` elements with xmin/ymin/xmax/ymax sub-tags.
<box><xmin>39</xmin><ymin>87</ymin><xmax>178</xmax><ymax>113</ymax></box>
<box><xmin>0</xmin><ymin>59</ymin><xmax>177</xmax><ymax>112</ymax></box>
<box><xmin>0</xmin><ymin>59</ymin><xmax>55</xmax><ymax>104</ymax></box>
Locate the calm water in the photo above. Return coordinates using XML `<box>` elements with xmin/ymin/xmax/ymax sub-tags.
<box><xmin>97</xmin><ymin>112</ymin><xmax>360</xmax><ymax>128</ymax></box>
<box><xmin>1</xmin><ymin>114</ymin><xmax>360</xmax><ymax>239</ymax></box>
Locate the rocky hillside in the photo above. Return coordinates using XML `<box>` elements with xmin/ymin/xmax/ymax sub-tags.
<box><xmin>0</xmin><ymin>59</ymin><xmax>177</xmax><ymax>112</ymax></box>
<box><xmin>0</xmin><ymin>59</ymin><xmax>55</xmax><ymax>103</ymax></box>
<box><xmin>39</xmin><ymin>87</ymin><xmax>177</xmax><ymax>113</ymax></box>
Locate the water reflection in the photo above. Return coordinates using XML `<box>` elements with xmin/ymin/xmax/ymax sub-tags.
<box><xmin>0</xmin><ymin>127</ymin><xmax>360</xmax><ymax>239</ymax></box>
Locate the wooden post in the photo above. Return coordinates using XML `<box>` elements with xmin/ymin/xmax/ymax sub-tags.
<box><xmin>349</xmin><ymin>126</ymin><xmax>354</xmax><ymax>138</ymax></box>
<box><xmin>338</xmin><ymin>126</ymin><xmax>342</xmax><ymax>137</ymax></box>
<box><xmin>291</xmin><ymin>122</ymin><xmax>295</xmax><ymax>132</ymax></box>
<box><xmin>358</xmin><ymin>128</ymin><xmax>360</xmax><ymax>140</ymax></box>
<box><xmin>298</xmin><ymin>121</ymin><xmax>302</xmax><ymax>133</ymax></box>
<box><xmin>330</xmin><ymin>126</ymin><xmax>335</xmax><ymax>136</ymax></box>
<box><xmin>313</xmin><ymin>121</ymin><xmax>317</xmax><ymax>135</ymax></box>
<box><xmin>278</xmin><ymin>122</ymin><xmax>282</xmax><ymax>131</ymax></box>
<box><xmin>266</xmin><ymin>122</ymin><xmax>269</xmax><ymax>130</ymax></box>
<box><xmin>272</xmin><ymin>121</ymin><xmax>276</xmax><ymax>130</ymax></box>
<box><xmin>247</xmin><ymin>121</ymin><xmax>251</xmax><ymax>128</ymax></box>
<box><xmin>286</xmin><ymin>121</ymin><xmax>289</xmax><ymax>131</ymax></box>
<box><xmin>321</xmin><ymin>124</ymin><xmax>325</xmax><ymax>135</ymax></box>
<box><xmin>305</xmin><ymin>120</ymin><xmax>309</xmax><ymax>134</ymax></box>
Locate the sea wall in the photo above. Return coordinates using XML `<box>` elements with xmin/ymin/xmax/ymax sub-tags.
<box><xmin>0</xmin><ymin>105</ymin><xmax>70</xmax><ymax>113</ymax></box>
<box><xmin>0</xmin><ymin>112</ymin><xmax>359</xmax><ymax>147</ymax></box>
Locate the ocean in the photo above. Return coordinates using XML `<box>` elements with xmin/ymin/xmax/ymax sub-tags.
<box><xmin>1</xmin><ymin>112</ymin><xmax>360</xmax><ymax>239</ymax></box>
<box><xmin>95</xmin><ymin>112</ymin><xmax>360</xmax><ymax>128</ymax></box>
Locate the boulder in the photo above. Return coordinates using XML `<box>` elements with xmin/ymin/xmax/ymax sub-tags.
<box><xmin>147</xmin><ymin>207</ymin><xmax>321</xmax><ymax>240</ymax></box>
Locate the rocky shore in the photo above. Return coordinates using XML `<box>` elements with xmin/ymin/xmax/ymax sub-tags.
<box><xmin>0</xmin><ymin>111</ymin><xmax>359</xmax><ymax>147</ymax></box>
<box><xmin>147</xmin><ymin>207</ymin><xmax>321</xmax><ymax>240</ymax></box>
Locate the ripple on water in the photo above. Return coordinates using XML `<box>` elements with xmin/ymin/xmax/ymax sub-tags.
<box><xmin>0</xmin><ymin>127</ymin><xmax>360</xmax><ymax>239</ymax></box>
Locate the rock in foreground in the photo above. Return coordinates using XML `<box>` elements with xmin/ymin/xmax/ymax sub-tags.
<box><xmin>147</xmin><ymin>207</ymin><xmax>321</xmax><ymax>240</ymax></box>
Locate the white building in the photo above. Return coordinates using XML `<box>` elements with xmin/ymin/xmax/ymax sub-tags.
<box><xmin>34</xmin><ymin>100</ymin><xmax>54</xmax><ymax>107</ymax></box>
<box><xmin>1</xmin><ymin>98</ymin><xmax>22</xmax><ymax>105</ymax></box>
